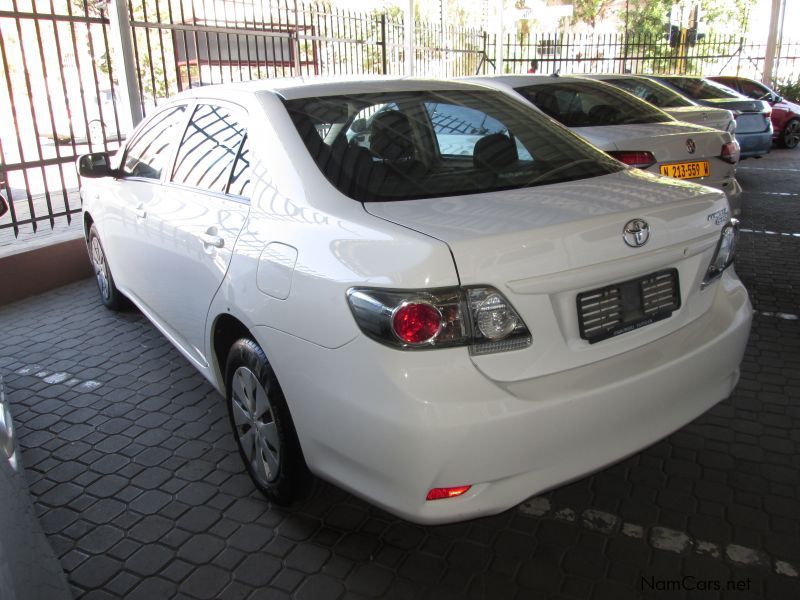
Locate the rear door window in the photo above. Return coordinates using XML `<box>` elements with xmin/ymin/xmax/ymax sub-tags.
<box><xmin>171</xmin><ymin>104</ymin><xmax>249</xmax><ymax>196</ymax></box>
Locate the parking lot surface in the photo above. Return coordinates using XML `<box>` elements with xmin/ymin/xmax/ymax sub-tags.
<box><xmin>1</xmin><ymin>149</ymin><xmax>798</xmax><ymax>600</ymax></box>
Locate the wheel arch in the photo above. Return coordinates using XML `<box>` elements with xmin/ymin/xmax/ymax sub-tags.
<box><xmin>211</xmin><ymin>312</ymin><xmax>255</xmax><ymax>391</ymax></box>
<box><xmin>83</xmin><ymin>211</ymin><xmax>94</xmax><ymax>240</ymax></box>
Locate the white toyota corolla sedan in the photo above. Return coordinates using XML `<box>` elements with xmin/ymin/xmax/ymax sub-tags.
<box><xmin>78</xmin><ymin>77</ymin><xmax>751</xmax><ymax>524</ymax></box>
<box><xmin>464</xmin><ymin>75</ymin><xmax>743</xmax><ymax>215</ymax></box>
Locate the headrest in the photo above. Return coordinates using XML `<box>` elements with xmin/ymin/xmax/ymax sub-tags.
<box><xmin>473</xmin><ymin>133</ymin><xmax>518</xmax><ymax>170</ymax></box>
<box><xmin>369</xmin><ymin>111</ymin><xmax>414</xmax><ymax>160</ymax></box>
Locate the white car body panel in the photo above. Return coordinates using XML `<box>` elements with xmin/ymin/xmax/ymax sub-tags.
<box><xmin>663</xmin><ymin>105</ymin><xmax>735</xmax><ymax>131</ymax></box>
<box><xmin>141</xmin><ymin>184</ymin><xmax>249</xmax><ymax>366</ymax></box>
<box><xmin>81</xmin><ymin>77</ymin><xmax>752</xmax><ymax>524</ymax></box>
<box><xmin>365</xmin><ymin>168</ymin><xmax>731</xmax><ymax>381</ymax></box>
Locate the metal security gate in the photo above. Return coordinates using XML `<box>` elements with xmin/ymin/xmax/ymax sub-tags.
<box><xmin>0</xmin><ymin>0</ymin><xmax>491</xmax><ymax>243</ymax></box>
<box><xmin>0</xmin><ymin>0</ymin><xmax>119</xmax><ymax>241</ymax></box>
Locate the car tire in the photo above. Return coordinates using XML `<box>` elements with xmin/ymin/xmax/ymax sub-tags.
<box><xmin>225</xmin><ymin>338</ymin><xmax>312</xmax><ymax>505</ymax></box>
<box><xmin>87</xmin><ymin>224</ymin><xmax>126</xmax><ymax>310</ymax></box>
<box><xmin>781</xmin><ymin>119</ymin><xmax>800</xmax><ymax>149</ymax></box>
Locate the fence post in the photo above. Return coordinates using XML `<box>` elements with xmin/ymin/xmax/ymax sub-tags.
<box><xmin>736</xmin><ymin>36</ymin><xmax>744</xmax><ymax>76</ymax></box>
<box><xmin>493</xmin><ymin>0</ymin><xmax>503</xmax><ymax>74</ymax></box>
<box><xmin>762</xmin><ymin>0</ymin><xmax>784</xmax><ymax>84</ymax></box>
<box><xmin>380</xmin><ymin>13</ymin><xmax>388</xmax><ymax>74</ymax></box>
<box><xmin>107</xmin><ymin>0</ymin><xmax>142</xmax><ymax>130</ymax></box>
<box><xmin>404</xmin><ymin>0</ymin><xmax>414</xmax><ymax>76</ymax></box>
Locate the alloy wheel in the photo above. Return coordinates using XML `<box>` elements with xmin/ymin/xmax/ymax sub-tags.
<box><xmin>783</xmin><ymin>120</ymin><xmax>800</xmax><ymax>149</ymax></box>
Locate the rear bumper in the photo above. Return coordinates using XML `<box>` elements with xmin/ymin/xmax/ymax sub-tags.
<box><xmin>736</xmin><ymin>130</ymin><xmax>772</xmax><ymax>157</ymax></box>
<box><xmin>259</xmin><ymin>270</ymin><xmax>751</xmax><ymax>524</ymax></box>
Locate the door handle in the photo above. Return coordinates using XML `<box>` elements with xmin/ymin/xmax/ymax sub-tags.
<box><xmin>200</xmin><ymin>233</ymin><xmax>224</xmax><ymax>249</ymax></box>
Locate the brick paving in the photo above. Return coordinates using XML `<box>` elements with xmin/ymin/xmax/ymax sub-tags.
<box><xmin>1</xmin><ymin>149</ymin><xmax>799</xmax><ymax>600</ymax></box>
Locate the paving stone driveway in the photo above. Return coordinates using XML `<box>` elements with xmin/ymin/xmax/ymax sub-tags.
<box><xmin>1</xmin><ymin>150</ymin><xmax>799</xmax><ymax>600</ymax></box>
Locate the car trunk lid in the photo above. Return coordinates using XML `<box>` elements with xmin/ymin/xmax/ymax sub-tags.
<box><xmin>364</xmin><ymin>169</ymin><xmax>731</xmax><ymax>382</ymax></box>
<box><xmin>572</xmin><ymin>122</ymin><xmax>727</xmax><ymax>166</ymax></box>
<box><xmin>664</xmin><ymin>106</ymin><xmax>733</xmax><ymax>131</ymax></box>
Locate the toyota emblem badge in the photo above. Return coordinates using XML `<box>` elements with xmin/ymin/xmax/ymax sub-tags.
<box><xmin>623</xmin><ymin>219</ymin><xmax>650</xmax><ymax>248</ymax></box>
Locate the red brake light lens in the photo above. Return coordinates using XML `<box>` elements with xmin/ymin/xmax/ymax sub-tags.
<box><xmin>720</xmin><ymin>141</ymin><xmax>739</xmax><ymax>164</ymax></box>
<box><xmin>607</xmin><ymin>151</ymin><xmax>657</xmax><ymax>169</ymax></box>
<box><xmin>392</xmin><ymin>302</ymin><xmax>442</xmax><ymax>344</ymax></box>
<box><xmin>426</xmin><ymin>485</ymin><xmax>472</xmax><ymax>501</ymax></box>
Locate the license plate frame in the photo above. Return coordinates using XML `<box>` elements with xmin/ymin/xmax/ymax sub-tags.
<box><xmin>659</xmin><ymin>160</ymin><xmax>710</xmax><ymax>180</ymax></box>
<box><xmin>577</xmin><ymin>269</ymin><xmax>681</xmax><ymax>344</ymax></box>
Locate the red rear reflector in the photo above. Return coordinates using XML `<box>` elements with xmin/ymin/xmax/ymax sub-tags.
<box><xmin>392</xmin><ymin>302</ymin><xmax>442</xmax><ymax>344</ymax></box>
<box><xmin>607</xmin><ymin>150</ymin><xmax>657</xmax><ymax>169</ymax></box>
<box><xmin>426</xmin><ymin>485</ymin><xmax>472</xmax><ymax>501</ymax></box>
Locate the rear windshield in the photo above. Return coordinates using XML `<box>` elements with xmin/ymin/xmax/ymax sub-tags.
<box><xmin>513</xmin><ymin>80</ymin><xmax>673</xmax><ymax>127</ymax></box>
<box><xmin>283</xmin><ymin>89</ymin><xmax>623</xmax><ymax>202</ymax></box>
<box><xmin>603</xmin><ymin>77</ymin><xmax>694</xmax><ymax>108</ymax></box>
<box><xmin>657</xmin><ymin>77</ymin><xmax>741</xmax><ymax>100</ymax></box>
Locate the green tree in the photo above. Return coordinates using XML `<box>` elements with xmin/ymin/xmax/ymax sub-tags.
<box><xmin>572</xmin><ymin>0</ymin><xmax>616</xmax><ymax>28</ymax></box>
<box><xmin>622</xmin><ymin>0</ymin><xmax>757</xmax><ymax>74</ymax></box>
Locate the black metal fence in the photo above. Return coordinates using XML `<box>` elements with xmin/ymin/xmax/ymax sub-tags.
<box><xmin>0</xmin><ymin>0</ymin><xmax>119</xmax><ymax>240</ymax></box>
<box><xmin>502</xmin><ymin>32</ymin><xmax>800</xmax><ymax>83</ymax></box>
<box><xmin>1</xmin><ymin>1</ymin><xmax>799</xmax><ymax>243</ymax></box>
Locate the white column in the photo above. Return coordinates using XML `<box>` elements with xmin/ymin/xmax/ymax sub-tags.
<box><xmin>107</xmin><ymin>0</ymin><xmax>143</xmax><ymax>131</ymax></box>
<box><xmin>404</xmin><ymin>0</ymin><xmax>415</xmax><ymax>76</ymax></box>
<box><xmin>494</xmin><ymin>0</ymin><xmax>504</xmax><ymax>74</ymax></box>
<box><xmin>762</xmin><ymin>0</ymin><xmax>785</xmax><ymax>85</ymax></box>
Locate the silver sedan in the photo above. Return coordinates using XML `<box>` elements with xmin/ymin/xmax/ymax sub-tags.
<box><xmin>464</xmin><ymin>75</ymin><xmax>742</xmax><ymax>214</ymax></box>
<box><xmin>583</xmin><ymin>73</ymin><xmax>736</xmax><ymax>133</ymax></box>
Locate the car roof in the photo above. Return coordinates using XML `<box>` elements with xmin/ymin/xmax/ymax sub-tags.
<box><xmin>162</xmin><ymin>75</ymin><xmax>491</xmax><ymax>103</ymax></box>
<box><xmin>579</xmin><ymin>73</ymin><xmax>643</xmax><ymax>80</ymax></box>
<box><xmin>647</xmin><ymin>75</ymin><xmax>701</xmax><ymax>80</ymax></box>
<box><xmin>462</xmin><ymin>74</ymin><xmax>561</xmax><ymax>89</ymax></box>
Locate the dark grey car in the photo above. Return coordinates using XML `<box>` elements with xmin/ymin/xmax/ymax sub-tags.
<box><xmin>0</xmin><ymin>375</ymin><xmax>72</xmax><ymax>600</ymax></box>
<box><xmin>646</xmin><ymin>75</ymin><xmax>773</xmax><ymax>158</ymax></box>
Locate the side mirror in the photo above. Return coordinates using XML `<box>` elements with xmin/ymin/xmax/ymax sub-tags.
<box><xmin>77</xmin><ymin>152</ymin><xmax>116</xmax><ymax>178</ymax></box>
<box><xmin>0</xmin><ymin>195</ymin><xmax>7</xmax><ymax>218</ymax></box>
<box><xmin>775</xmin><ymin>95</ymin><xmax>783</xmax><ymax>104</ymax></box>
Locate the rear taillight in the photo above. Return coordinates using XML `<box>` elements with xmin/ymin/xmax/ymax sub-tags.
<box><xmin>607</xmin><ymin>151</ymin><xmax>657</xmax><ymax>169</ymax></box>
<box><xmin>347</xmin><ymin>286</ymin><xmax>531</xmax><ymax>354</ymax></box>
<box><xmin>392</xmin><ymin>302</ymin><xmax>442</xmax><ymax>344</ymax></box>
<box><xmin>702</xmin><ymin>219</ymin><xmax>739</xmax><ymax>289</ymax></box>
<box><xmin>720</xmin><ymin>141</ymin><xmax>740</xmax><ymax>164</ymax></box>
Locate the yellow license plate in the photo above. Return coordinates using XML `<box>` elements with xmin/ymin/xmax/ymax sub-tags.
<box><xmin>659</xmin><ymin>161</ymin><xmax>710</xmax><ymax>179</ymax></box>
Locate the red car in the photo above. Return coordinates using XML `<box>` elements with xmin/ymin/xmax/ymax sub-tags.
<box><xmin>709</xmin><ymin>76</ymin><xmax>800</xmax><ymax>149</ymax></box>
